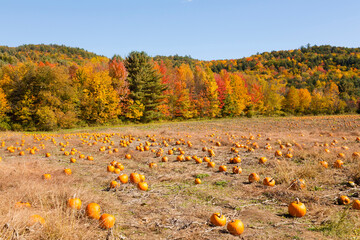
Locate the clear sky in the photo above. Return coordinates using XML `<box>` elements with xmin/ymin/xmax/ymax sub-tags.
<box><xmin>1</xmin><ymin>0</ymin><xmax>360</xmax><ymax>60</ymax></box>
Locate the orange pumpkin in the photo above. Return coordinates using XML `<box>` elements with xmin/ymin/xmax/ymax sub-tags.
<box><xmin>29</xmin><ymin>214</ymin><xmax>45</xmax><ymax>226</ymax></box>
<box><xmin>263</xmin><ymin>177</ymin><xmax>275</xmax><ymax>186</ymax></box>
<box><xmin>227</xmin><ymin>219</ymin><xmax>244</xmax><ymax>236</ymax></box>
<box><xmin>42</xmin><ymin>174</ymin><xmax>51</xmax><ymax>180</ymax></box>
<box><xmin>259</xmin><ymin>157</ymin><xmax>267</xmax><ymax>164</ymax></box>
<box><xmin>232</xmin><ymin>166</ymin><xmax>242</xmax><ymax>174</ymax></box>
<box><xmin>107</xmin><ymin>165</ymin><xmax>115</xmax><ymax>172</ymax></box>
<box><xmin>288</xmin><ymin>199</ymin><xmax>306</xmax><ymax>217</ymax></box>
<box><xmin>319</xmin><ymin>160</ymin><xmax>328</xmax><ymax>168</ymax></box>
<box><xmin>149</xmin><ymin>162</ymin><xmax>157</xmax><ymax>168</ymax></box>
<box><xmin>352</xmin><ymin>200</ymin><xmax>360</xmax><ymax>210</ymax></box>
<box><xmin>338</xmin><ymin>195</ymin><xmax>351</xmax><ymax>205</ymax></box>
<box><xmin>289</xmin><ymin>179</ymin><xmax>306</xmax><ymax>190</ymax></box>
<box><xmin>63</xmin><ymin>168</ymin><xmax>72</xmax><ymax>175</ymax></box>
<box><xmin>248</xmin><ymin>173</ymin><xmax>260</xmax><ymax>183</ymax></box>
<box><xmin>207</xmin><ymin>162</ymin><xmax>215</xmax><ymax>168</ymax></box>
<box><xmin>333</xmin><ymin>159</ymin><xmax>344</xmax><ymax>168</ymax></box>
<box><xmin>118</xmin><ymin>174</ymin><xmax>129</xmax><ymax>184</ymax></box>
<box><xmin>138</xmin><ymin>181</ymin><xmax>148</xmax><ymax>191</ymax></box>
<box><xmin>110</xmin><ymin>180</ymin><xmax>118</xmax><ymax>188</ymax></box>
<box><xmin>130</xmin><ymin>173</ymin><xmax>141</xmax><ymax>184</ymax></box>
<box><xmin>68</xmin><ymin>198</ymin><xmax>82</xmax><ymax>210</ymax></box>
<box><xmin>99</xmin><ymin>214</ymin><xmax>115</xmax><ymax>229</ymax></box>
<box><xmin>210</xmin><ymin>213</ymin><xmax>226</xmax><ymax>226</ymax></box>
<box><xmin>86</xmin><ymin>203</ymin><xmax>101</xmax><ymax>219</ymax></box>
<box><xmin>219</xmin><ymin>165</ymin><xmax>227</xmax><ymax>172</ymax></box>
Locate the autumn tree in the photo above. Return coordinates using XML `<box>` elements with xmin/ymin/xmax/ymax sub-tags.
<box><xmin>283</xmin><ymin>86</ymin><xmax>300</xmax><ymax>114</ymax></box>
<box><xmin>297</xmin><ymin>88</ymin><xmax>311</xmax><ymax>113</ymax></box>
<box><xmin>76</xmin><ymin>63</ymin><xmax>120</xmax><ymax>124</ymax></box>
<box><xmin>125</xmin><ymin>51</ymin><xmax>166</xmax><ymax>122</ymax></box>
<box><xmin>0</xmin><ymin>87</ymin><xmax>9</xmax><ymax>129</ymax></box>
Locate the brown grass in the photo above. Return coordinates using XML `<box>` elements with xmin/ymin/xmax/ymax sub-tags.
<box><xmin>0</xmin><ymin>116</ymin><xmax>360</xmax><ymax>239</ymax></box>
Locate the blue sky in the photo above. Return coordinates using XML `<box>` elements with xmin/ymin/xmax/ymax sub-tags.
<box><xmin>1</xmin><ymin>0</ymin><xmax>360</xmax><ymax>60</ymax></box>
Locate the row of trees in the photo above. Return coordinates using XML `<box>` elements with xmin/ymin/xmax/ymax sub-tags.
<box><xmin>0</xmin><ymin>45</ymin><xmax>359</xmax><ymax>131</ymax></box>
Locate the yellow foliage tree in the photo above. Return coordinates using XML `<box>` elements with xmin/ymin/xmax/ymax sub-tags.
<box><xmin>78</xmin><ymin>64</ymin><xmax>120</xmax><ymax>124</ymax></box>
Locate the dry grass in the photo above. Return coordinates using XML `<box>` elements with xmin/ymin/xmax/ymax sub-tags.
<box><xmin>0</xmin><ymin>115</ymin><xmax>360</xmax><ymax>239</ymax></box>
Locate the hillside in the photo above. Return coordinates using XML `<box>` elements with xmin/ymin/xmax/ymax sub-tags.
<box><xmin>0</xmin><ymin>44</ymin><xmax>101</xmax><ymax>66</ymax></box>
<box><xmin>0</xmin><ymin>44</ymin><xmax>359</xmax><ymax>131</ymax></box>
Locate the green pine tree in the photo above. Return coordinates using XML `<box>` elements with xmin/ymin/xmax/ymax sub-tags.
<box><xmin>125</xmin><ymin>51</ymin><xmax>166</xmax><ymax>122</ymax></box>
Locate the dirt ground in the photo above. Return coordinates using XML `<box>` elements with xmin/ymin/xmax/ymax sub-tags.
<box><xmin>0</xmin><ymin>115</ymin><xmax>360</xmax><ymax>239</ymax></box>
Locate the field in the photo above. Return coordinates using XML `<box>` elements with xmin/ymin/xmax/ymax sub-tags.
<box><xmin>1</xmin><ymin>115</ymin><xmax>360</xmax><ymax>240</ymax></box>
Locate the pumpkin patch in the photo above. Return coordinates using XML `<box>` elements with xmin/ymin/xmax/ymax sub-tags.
<box><xmin>1</xmin><ymin>116</ymin><xmax>360</xmax><ymax>238</ymax></box>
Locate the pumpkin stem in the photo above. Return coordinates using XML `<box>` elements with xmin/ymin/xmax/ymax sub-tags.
<box><xmin>296</xmin><ymin>198</ymin><xmax>300</xmax><ymax>204</ymax></box>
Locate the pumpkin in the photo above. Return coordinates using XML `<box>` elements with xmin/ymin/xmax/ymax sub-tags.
<box><xmin>319</xmin><ymin>161</ymin><xmax>328</xmax><ymax>168</ymax></box>
<box><xmin>259</xmin><ymin>157</ymin><xmax>267</xmax><ymax>164</ymax></box>
<box><xmin>99</xmin><ymin>214</ymin><xmax>115</xmax><ymax>229</ymax></box>
<box><xmin>29</xmin><ymin>214</ymin><xmax>45</xmax><ymax>226</ymax></box>
<box><xmin>232</xmin><ymin>166</ymin><xmax>242</xmax><ymax>174</ymax></box>
<box><xmin>15</xmin><ymin>201</ymin><xmax>31</xmax><ymax>208</ymax></box>
<box><xmin>125</xmin><ymin>154</ymin><xmax>132</xmax><ymax>159</ymax></box>
<box><xmin>203</xmin><ymin>156</ymin><xmax>211</xmax><ymax>163</ymax></box>
<box><xmin>64</xmin><ymin>168</ymin><xmax>72</xmax><ymax>175</ymax></box>
<box><xmin>333</xmin><ymin>159</ymin><xmax>344</xmax><ymax>168</ymax></box>
<box><xmin>42</xmin><ymin>174</ymin><xmax>51</xmax><ymax>180</ymax></box>
<box><xmin>263</xmin><ymin>177</ymin><xmax>275</xmax><ymax>186</ymax></box>
<box><xmin>137</xmin><ymin>181</ymin><xmax>148</xmax><ymax>191</ymax></box>
<box><xmin>210</xmin><ymin>213</ymin><xmax>226</xmax><ymax>226</ymax></box>
<box><xmin>118</xmin><ymin>174</ymin><xmax>128</xmax><ymax>184</ymax></box>
<box><xmin>288</xmin><ymin>199</ymin><xmax>306</xmax><ymax>217</ymax></box>
<box><xmin>149</xmin><ymin>162</ymin><xmax>157</xmax><ymax>168</ymax></box>
<box><xmin>87</xmin><ymin>156</ymin><xmax>94</xmax><ymax>161</ymax></box>
<box><xmin>352</xmin><ymin>200</ymin><xmax>360</xmax><ymax>210</ymax></box>
<box><xmin>139</xmin><ymin>174</ymin><xmax>146</xmax><ymax>182</ymax></box>
<box><xmin>130</xmin><ymin>173</ymin><xmax>141</xmax><ymax>184</ymax></box>
<box><xmin>337</xmin><ymin>153</ymin><xmax>345</xmax><ymax>158</ymax></box>
<box><xmin>161</xmin><ymin>156</ymin><xmax>168</xmax><ymax>162</ymax></box>
<box><xmin>275</xmin><ymin>150</ymin><xmax>282</xmax><ymax>157</ymax></box>
<box><xmin>232</xmin><ymin>157</ymin><xmax>241</xmax><ymax>163</ymax></box>
<box><xmin>114</xmin><ymin>168</ymin><xmax>121</xmax><ymax>174</ymax></box>
<box><xmin>289</xmin><ymin>179</ymin><xmax>306</xmax><ymax>190</ymax></box>
<box><xmin>248</xmin><ymin>173</ymin><xmax>260</xmax><ymax>183</ymax></box>
<box><xmin>70</xmin><ymin>157</ymin><xmax>76</xmax><ymax>163</ymax></box>
<box><xmin>207</xmin><ymin>162</ymin><xmax>215</xmax><ymax>168</ymax></box>
<box><xmin>194</xmin><ymin>178</ymin><xmax>201</xmax><ymax>184</ymax></box>
<box><xmin>338</xmin><ymin>195</ymin><xmax>351</xmax><ymax>205</ymax></box>
<box><xmin>45</xmin><ymin>153</ymin><xmax>51</xmax><ymax>157</ymax></box>
<box><xmin>107</xmin><ymin>165</ymin><xmax>115</xmax><ymax>172</ymax></box>
<box><xmin>116</xmin><ymin>163</ymin><xmax>125</xmax><ymax>171</ymax></box>
<box><xmin>68</xmin><ymin>198</ymin><xmax>82</xmax><ymax>210</ymax></box>
<box><xmin>352</xmin><ymin>152</ymin><xmax>360</xmax><ymax>158</ymax></box>
<box><xmin>219</xmin><ymin>165</ymin><xmax>227</xmax><ymax>172</ymax></box>
<box><xmin>227</xmin><ymin>219</ymin><xmax>244</xmax><ymax>236</ymax></box>
<box><xmin>110</xmin><ymin>180</ymin><xmax>118</xmax><ymax>188</ymax></box>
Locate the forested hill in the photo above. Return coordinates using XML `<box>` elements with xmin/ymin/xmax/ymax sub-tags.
<box><xmin>0</xmin><ymin>44</ymin><xmax>101</xmax><ymax>66</ymax></box>
<box><xmin>0</xmin><ymin>44</ymin><xmax>359</xmax><ymax>131</ymax></box>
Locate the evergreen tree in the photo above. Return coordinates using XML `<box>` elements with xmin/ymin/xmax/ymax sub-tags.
<box><xmin>125</xmin><ymin>51</ymin><xmax>166</xmax><ymax>122</ymax></box>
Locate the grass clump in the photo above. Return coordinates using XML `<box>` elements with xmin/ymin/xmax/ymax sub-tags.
<box><xmin>309</xmin><ymin>208</ymin><xmax>359</xmax><ymax>238</ymax></box>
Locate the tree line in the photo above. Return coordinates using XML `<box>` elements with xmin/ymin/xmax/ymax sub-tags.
<box><xmin>0</xmin><ymin>44</ymin><xmax>359</xmax><ymax>131</ymax></box>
